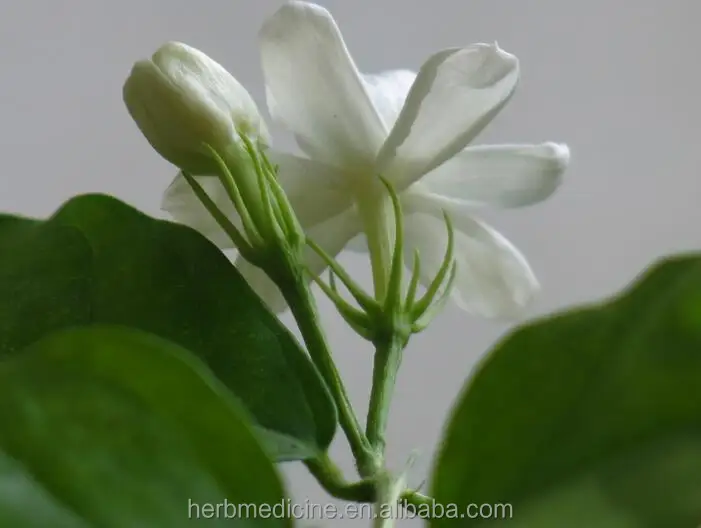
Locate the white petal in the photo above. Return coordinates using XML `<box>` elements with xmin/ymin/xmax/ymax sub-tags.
<box><xmin>161</xmin><ymin>152</ymin><xmax>352</xmax><ymax>246</ymax></box>
<box><xmin>377</xmin><ymin>43</ymin><xmax>520</xmax><ymax>190</ymax></box>
<box><xmin>259</xmin><ymin>1</ymin><xmax>386</xmax><ymax>166</ymax></box>
<box><xmin>420</xmin><ymin>142</ymin><xmax>570</xmax><ymax>208</ymax></box>
<box><xmin>362</xmin><ymin>70</ymin><xmax>417</xmax><ymax>130</ymax></box>
<box><xmin>161</xmin><ymin>171</ymin><xmax>240</xmax><ymax>248</ymax></box>
<box><xmin>235</xmin><ymin>209</ymin><xmax>363</xmax><ymax>313</ymax></box>
<box><xmin>268</xmin><ymin>152</ymin><xmax>353</xmax><ymax>226</ymax></box>
<box><xmin>402</xmin><ymin>192</ymin><xmax>538</xmax><ymax>319</ymax></box>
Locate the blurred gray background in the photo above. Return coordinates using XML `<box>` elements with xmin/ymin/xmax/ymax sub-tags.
<box><xmin>1</xmin><ymin>0</ymin><xmax>699</xmax><ymax>525</ymax></box>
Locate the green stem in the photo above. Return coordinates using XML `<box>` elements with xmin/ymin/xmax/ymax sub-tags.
<box><xmin>304</xmin><ymin>454</ymin><xmax>376</xmax><ymax>502</ymax></box>
<box><xmin>399</xmin><ymin>490</ymin><xmax>435</xmax><ymax>519</ymax></box>
<box><xmin>400</xmin><ymin>490</ymin><xmax>433</xmax><ymax>507</ymax></box>
<box><xmin>304</xmin><ymin>454</ymin><xmax>437</xmax><ymax>516</ymax></box>
<box><xmin>365</xmin><ymin>333</ymin><xmax>405</xmax><ymax>456</ymax></box>
<box><xmin>373</xmin><ymin>469</ymin><xmax>410</xmax><ymax>528</ymax></box>
<box><xmin>278</xmin><ymin>271</ymin><xmax>377</xmax><ymax>476</ymax></box>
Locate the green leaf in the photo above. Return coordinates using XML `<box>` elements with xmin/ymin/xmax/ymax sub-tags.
<box><xmin>0</xmin><ymin>324</ymin><xmax>290</xmax><ymax>528</ymax></box>
<box><xmin>0</xmin><ymin>194</ymin><xmax>335</xmax><ymax>461</ymax></box>
<box><xmin>431</xmin><ymin>255</ymin><xmax>701</xmax><ymax>527</ymax></box>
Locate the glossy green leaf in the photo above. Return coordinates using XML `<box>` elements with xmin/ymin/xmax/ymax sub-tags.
<box><xmin>431</xmin><ymin>255</ymin><xmax>701</xmax><ymax>527</ymax></box>
<box><xmin>0</xmin><ymin>325</ymin><xmax>290</xmax><ymax>528</ymax></box>
<box><xmin>0</xmin><ymin>194</ymin><xmax>335</xmax><ymax>461</ymax></box>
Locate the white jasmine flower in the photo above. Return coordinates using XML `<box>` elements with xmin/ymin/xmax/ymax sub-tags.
<box><xmin>163</xmin><ymin>1</ymin><xmax>570</xmax><ymax>318</ymax></box>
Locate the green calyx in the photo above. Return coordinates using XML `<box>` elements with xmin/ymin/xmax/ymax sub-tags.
<box><xmin>307</xmin><ymin>176</ymin><xmax>457</xmax><ymax>345</ymax></box>
<box><xmin>182</xmin><ymin>136</ymin><xmax>305</xmax><ymax>272</ymax></box>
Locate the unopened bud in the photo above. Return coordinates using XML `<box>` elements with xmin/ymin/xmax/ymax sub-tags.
<box><xmin>123</xmin><ymin>41</ymin><xmax>270</xmax><ymax>175</ymax></box>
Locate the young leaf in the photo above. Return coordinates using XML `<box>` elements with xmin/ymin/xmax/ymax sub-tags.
<box><xmin>431</xmin><ymin>254</ymin><xmax>701</xmax><ymax>527</ymax></box>
<box><xmin>0</xmin><ymin>325</ymin><xmax>290</xmax><ymax>527</ymax></box>
<box><xmin>0</xmin><ymin>194</ymin><xmax>336</xmax><ymax>461</ymax></box>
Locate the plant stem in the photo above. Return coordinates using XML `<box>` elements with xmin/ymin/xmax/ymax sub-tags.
<box><xmin>399</xmin><ymin>490</ymin><xmax>436</xmax><ymax>519</ymax></box>
<box><xmin>304</xmin><ymin>453</ymin><xmax>376</xmax><ymax>502</ymax></box>
<box><xmin>400</xmin><ymin>490</ymin><xmax>433</xmax><ymax>508</ymax></box>
<box><xmin>279</xmin><ymin>271</ymin><xmax>378</xmax><ymax>476</ymax></box>
<box><xmin>304</xmin><ymin>454</ymin><xmax>437</xmax><ymax>517</ymax></box>
<box><xmin>365</xmin><ymin>333</ymin><xmax>405</xmax><ymax>457</ymax></box>
<box><xmin>372</xmin><ymin>469</ymin><xmax>408</xmax><ymax>528</ymax></box>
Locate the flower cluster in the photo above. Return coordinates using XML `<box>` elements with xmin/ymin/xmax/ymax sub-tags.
<box><xmin>123</xmin><ymin>0</ymin><xmax>570</xmax><ymax>324</ymax></box>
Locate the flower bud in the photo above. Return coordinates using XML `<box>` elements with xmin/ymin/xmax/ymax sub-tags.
<box><xmin>123</xmin><ymin>41</ymin><xmax>270</xmax><ymax>175</ymax></box>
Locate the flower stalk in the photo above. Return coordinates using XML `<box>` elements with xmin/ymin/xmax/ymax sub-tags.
<box><xmin>309</xmin><ymin>176</ymin><xmax>458</xmax><ymax>470</ymax></box>
<box><xmin>276</xmin><ymin>272</ymin><xmax>379</xmax><ymax>477</ymax></box>
<box><xmin>365</xmin><ymin>332</ymin><xmax>405</xmax><ymax>454</ymax></box>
